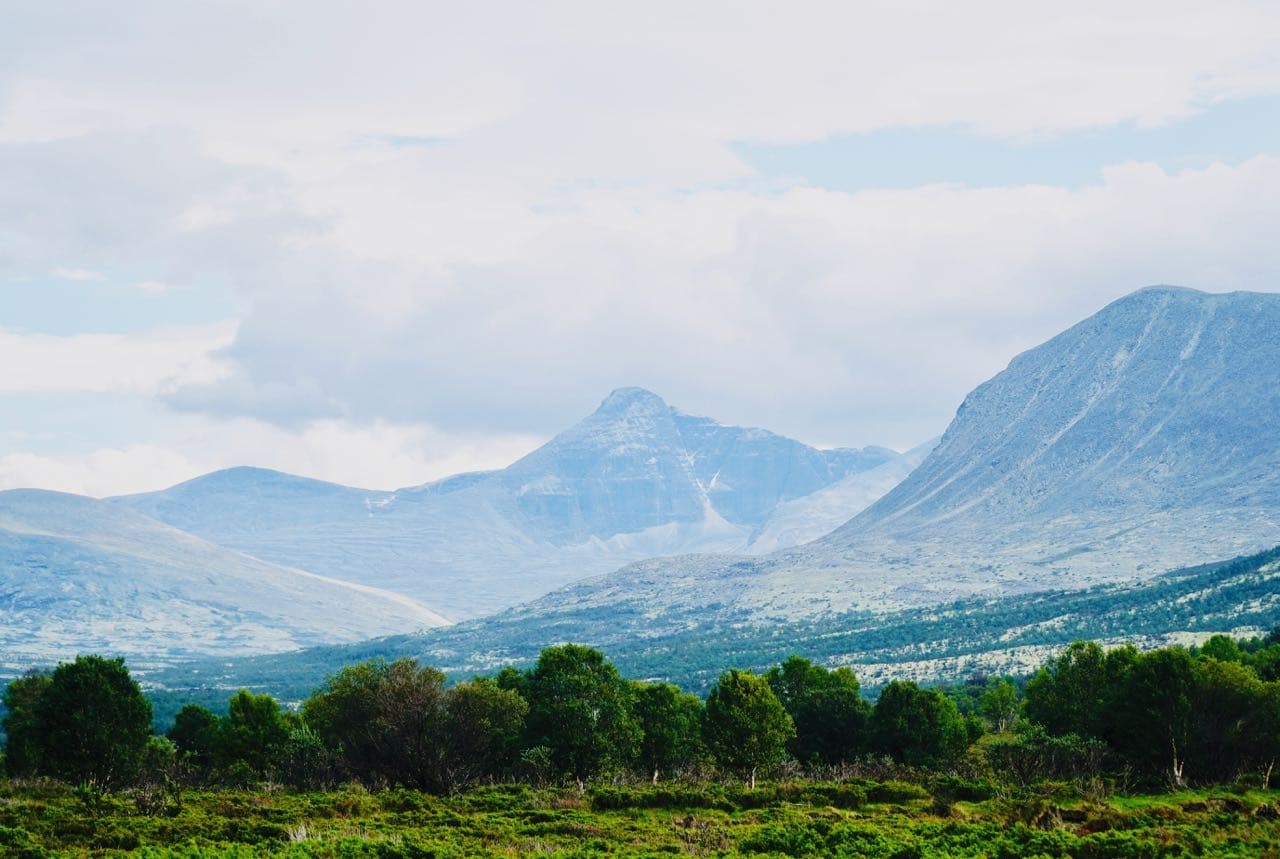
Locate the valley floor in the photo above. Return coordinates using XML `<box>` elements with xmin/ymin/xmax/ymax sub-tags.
<box><xmin>4</xmin><ymin>779</ymin><xmax>1280</xmax><ymax>857</ymax></box>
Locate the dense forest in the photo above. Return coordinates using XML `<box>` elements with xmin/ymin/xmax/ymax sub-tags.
<box><xmin>5</xmin><ymin>634</ymin><xmax>1280</xmax><ymax>856</ymax></box>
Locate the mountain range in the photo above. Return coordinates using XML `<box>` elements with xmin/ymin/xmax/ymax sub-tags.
<box><xmin>113</xmin><ymin>387</ymin><xmax>902</xmax><ymax>621</ymax></box>
<box><xmin>4</xmin><ymin>285</ymin><xmax>1278</xmax><ymax>684</ymax></box>
<box><xmin>136</xmin><ymin>286</ymin><xmax>1280</xmax><ymax>701</ymax></box>
<box><xmin>2</xmin><ymin>389</ymin><xmax>909</xmax><ymax>665</ymax></box>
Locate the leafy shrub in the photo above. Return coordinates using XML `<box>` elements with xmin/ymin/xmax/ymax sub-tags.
<box><xmin>0</xmin><ymin>825</ymin><xmax>45</xmax><ymax>859</ymax></box>
<box><xmin>742</xmin><ymin>820</ymin><xmax>919</xmax><ymax>857</ymax></box>
<box><xmin>460</xmin><ymin>783</ymin><xmax>533</xmax><ymax>812</ymax></box>
<box><xmin>794</xmin><ymin>782</ymin><xmax>868</xmax><ymax>810</ymax></box>
<box><xmin>866</xmin><ymin>780</ymin><xmax>931</xmax><ymax>803</ymax></box>
<box><xmin>376</xmin><ymin>788</ymin><xmax>432</xmax><ymax>813</ymax></box>
<box><xmin>590</xmin><ymin>784</ymin><xmax>732</xmax><ymax>811</ymax></box>
<box><xmin>740</xmin><ymin>819</ymin><xmax>830</xmax><ymax>855</ymax></box>
<box><xmin>930</xmin><ymin>774</ymin><xmax>994</xmax><ymax>802</ymax></box>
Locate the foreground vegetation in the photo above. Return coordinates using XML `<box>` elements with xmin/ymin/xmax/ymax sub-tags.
<box><xmin>7</xmin><ymin>628</ymin><xmax>1280</xmax><ymax>855</ymax></box>
<box><xmin>5</xmin><ymin>776</ymin><xmax>1280</xmax><ymax>857</ymax></box>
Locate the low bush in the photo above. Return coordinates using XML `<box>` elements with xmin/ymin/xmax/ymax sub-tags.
<box><xmin>866</xmin><ymin>780</ymin><xmax>932</xmax><ymax>804</ymax></box>
<box><xmin>930</xmin><ymin>774</ymin><xmax>995</xmax><ymax>802</ymax></box>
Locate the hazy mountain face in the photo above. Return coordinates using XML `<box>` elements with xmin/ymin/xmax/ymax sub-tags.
<box><xmin>844</xmin><ymin>286</ymin><xmax>1280</xmax><ymax>533</ymax></box>
<box><xmin>446</xmin><ymin>287</ymin><xmax>1280</xmax><ymax>635</ymax></box>
<box><xmin>498</xmin><ymin>387</ymin><xmax>893</xmax><ymax>542</ymax></box>
<box><xmin>0</xmin><ymin>490</ymin><xmax>449</xmax><ymax>671</ymax></box>
<box><xmin>114</xmin><ymin>388</ymin><xmax>901</xmax><ymax>621</ymax></box>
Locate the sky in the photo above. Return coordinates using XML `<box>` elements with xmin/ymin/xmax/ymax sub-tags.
<box><xmin>2</xmin><ymin>1</ymin><xmax>1280</xmax><ymax>496</ymax></box>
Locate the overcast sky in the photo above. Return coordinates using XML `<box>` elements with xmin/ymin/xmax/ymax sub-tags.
<box><xmin>3</xmin><ymin>2</ymin><xmax>1280</xmax><ymax>495</ymax></box>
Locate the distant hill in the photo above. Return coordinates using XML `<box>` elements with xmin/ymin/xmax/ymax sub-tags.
<box><xmin>116</xmin><ymin>388</ymin><xmax>903</xmax><ymax>620</ymax></box>
<box><xmin>0</xmin><ymin>489</ymin><xmax>448</xmax><ymax>671</ymax></box>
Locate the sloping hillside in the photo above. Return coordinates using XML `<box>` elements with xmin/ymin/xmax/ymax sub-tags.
<box><xmin>0</xmin><ymin>490</ymin><xmax>448</xmax><ymax>670</ymax></box>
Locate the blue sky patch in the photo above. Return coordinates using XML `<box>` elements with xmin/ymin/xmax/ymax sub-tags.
<box><xmin>733</xmin><ymin>94</ymin><xmax>1280</xmax><ymax>191</ymax></box>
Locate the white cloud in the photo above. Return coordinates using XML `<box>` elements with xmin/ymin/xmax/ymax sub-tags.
<box><xmin>0</xmin><ymin>417</ymin><xmax>542</xmax><ymax>497</ymax></box>
<box><xmin>51</xmin><ymin>266</ymin><xmax>101</xmax><ymax>281</ymax></box>
<box><xmin>2</xmin><ymin>3</ymin><xmax>1279</xmax><ymax>492</ymax></box>
<box><xmin>0</xmin><ymin>445</ymin><xmax>203</xmax><ymax>497</ymax></box>
<box><xmin>6</xmin><ymin>3</ymin><xmax>1279</xmax><ymax>152</ymax></box>
<box><xmin>168</xmin><ymin>155</ymin><xmax>1280</xmax><ymax>448</ymax></box>
<box><xmin>0</xmin><ymin>323</ymin><xmax>236</xmax><ymax>395</ymax></box>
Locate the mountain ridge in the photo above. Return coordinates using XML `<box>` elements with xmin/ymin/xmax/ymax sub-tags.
<box><xmin>113</xmin><ymin>387</ymin><xmax>907</xmax><ymax>620</ymax></box>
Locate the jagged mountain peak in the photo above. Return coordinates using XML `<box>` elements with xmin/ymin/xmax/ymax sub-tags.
<box><xmin>501</xmin><ymin>388</ymin><xmax>896</xmax><ymax>543</ymax></box>
<box><xmin>593</xmin><ymin>386</ymin><xmax>671</xmax><ymax>415</ymax></box>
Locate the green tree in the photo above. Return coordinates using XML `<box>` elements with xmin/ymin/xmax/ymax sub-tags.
<box><xmin>766</xmin><ymin>656</ymin><xmax>869</xmax><ymax>766</ymax></box>
<box><xmin>1</xmin><ymin>671</ymin><xmax>51</xmax><ymax>777</ymax></box>
<box><xmin>1024</xmin><ymin>641</ymin><xmax>1107</xmax><ymax>737</ymax></box>
<box><xmin>34</xmin><ymin>655</ymin><xmax>152</xmax><ymax>789</ymax></box>
<box><xmin>1198</xmin><ymin>634</ymin><xmax>1243</xmax><ymax>662</ymax></box>
<box><xmin>278</xmin><ymin>724</ymin><xmax>333</xmax><ymax>790</ymax></box>
<box><xmin>438</xmin><ymin>677</ymin><xmax>528</xmax><ymax>792</ymax></box>
<box><xmin>218</xmin><ymin>690</ymin><xmax>289</xmax><ymax>781</ymax></box>
<box><xmin>1188</xmin><ymin>657</ymin><xmax>1263</xmax><ymax>782</ymax></box>
<box><xmin>1245</xmin><ymin>645</ymin><xmax>1280</xmax><ymax>682</ymax></box>
<box><xmin>302</xmin><ymin>658</ymin><xmax>447</xmax><ymax>790</ymax></box>
<box><xmin>979</xmin><ymin>679</ymin><xmax>1020</xmax><ymax>733</ymax></box>
<box><xmin>632</xmin><ymin>682</ymin><xmax>704</xmax><ymax>783</ymax></box>
<box><xmin>134</xmin><ymin>736</ymin><xmax>185</xmax><ymax>816</ymax></box>
<box><xmin>869</xmin><ymin>680</ymin><xmax>968</xmax><ymax>767</ymax></box>
<box><xmin>1107</xmin><ymin>647</ymin><xmax>1196</xmax><ymax>786</ymax></box>
<box><xmin>703</xmin><ymin>669</ymin><xmax>794</xmax><ymax>788</ymax></box>
<box><xmin>166</xmin><ymin>703</ymin><xmax>220</xmax><ymax>780</ymax></box>
<box><xmin>521</xmin><ymin>645</ymin><xmax>641</xmax><ymax>785</ymax></box>
<box><xmin>1248</xmin><ymin>683</ymin><xmax>1280</xmax><ymax>788</ymax></box>
<box><xmin>1024</xmin><ymin>641</ymin><xmax>1134</xmax><ymax>738</ymax></box>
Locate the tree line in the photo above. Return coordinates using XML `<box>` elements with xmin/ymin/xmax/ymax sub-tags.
<box><xmin>4</xmin><ymin>632</ymin><xmax>1280</xmax><ymax>794</ymax></box>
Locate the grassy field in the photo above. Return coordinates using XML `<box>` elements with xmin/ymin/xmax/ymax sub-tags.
<box><xmin>4</xmin><ymin>779</ymin><xmax>1280</xmax><ymax>857</ymax></box>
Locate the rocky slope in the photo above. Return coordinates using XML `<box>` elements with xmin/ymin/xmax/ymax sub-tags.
<box><xmin>0</xmin><ymin>490</ymin><xmax>449</xmax><ymax>670</ymax></box>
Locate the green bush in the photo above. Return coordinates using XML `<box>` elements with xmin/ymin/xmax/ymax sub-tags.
<box><xmin>866</xmin><ymin>780</ymin><xmax>932</xmax><ymax>803</ymax></box>
<box><xmin>929</xmin><ymin>774</ymin><xmax>995</xmax><ymax>802</ymax></box>
<box><xmin>590</xmin><ymin>784</ymin><xmax>732</xmax><ymax>811</ymax></box>
<box><xmin>0</xmin><ymin>825</ymin><xmax>46</xmax><ymax>859</ymax></box>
